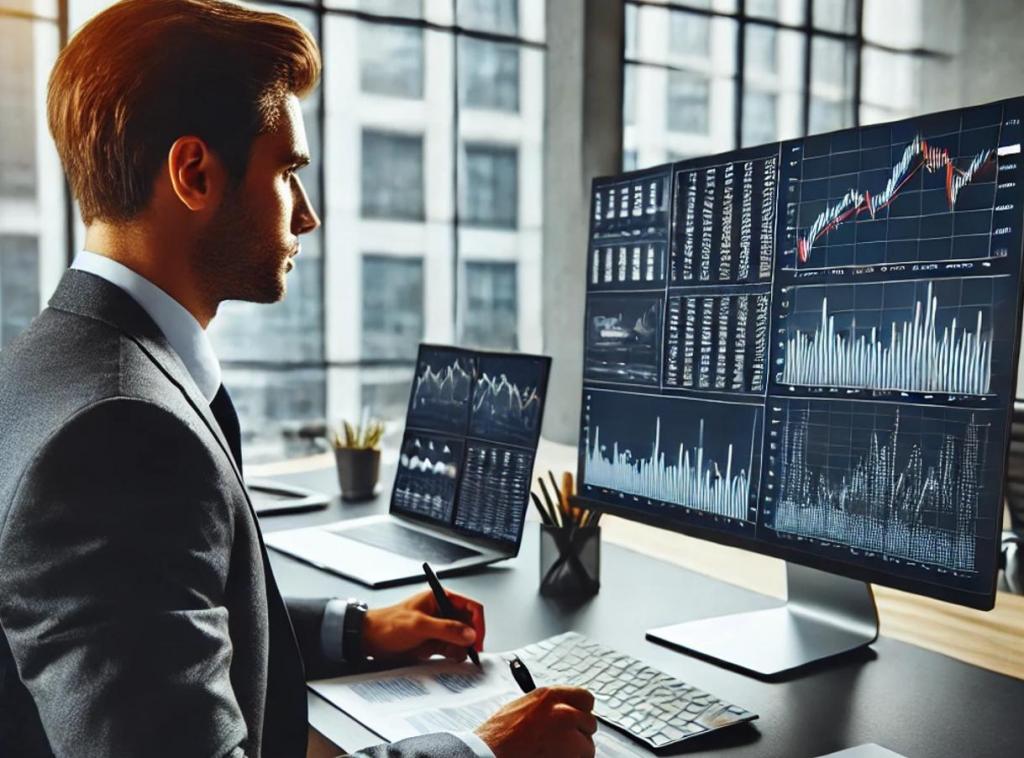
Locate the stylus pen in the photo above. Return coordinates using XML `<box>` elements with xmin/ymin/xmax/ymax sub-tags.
<box><xmin>422</xmin><ymin>562</ymin><xmax>482</xmax><ymax>668</ymax></box>
<box><xmin>509</xmin><ymin>655</ymin><xmax>536</xmax><ymax>693</ymax></box>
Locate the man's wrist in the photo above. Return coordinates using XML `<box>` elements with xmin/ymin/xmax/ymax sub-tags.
<box><xmin>341</xmin><ymin>598</ymin><xmax>369</xmax><ymax>662</ymax></box>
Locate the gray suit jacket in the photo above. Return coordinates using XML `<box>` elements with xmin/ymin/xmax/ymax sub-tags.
<box><xmin>0</xmin><ymin>270</ymin><xmax>475</xmax><ymax>758</ymax></box>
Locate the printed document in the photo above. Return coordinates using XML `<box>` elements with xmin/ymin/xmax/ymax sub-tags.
<box><xmin>310</xmin><ymin>651</ymin><xmax>650</xmax><ymax>757</ymax></box>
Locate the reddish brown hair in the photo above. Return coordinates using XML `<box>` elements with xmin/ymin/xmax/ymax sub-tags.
<box><xmin>47</xmin><ymin>0</ymin><xmax>321</xmax><ymax>225</ymax></box>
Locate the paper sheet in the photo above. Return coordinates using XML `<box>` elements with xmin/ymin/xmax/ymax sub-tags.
<box><xmin>310</xmin><ymin>653</ymin><xmax>651</xmax><ymax>756</ymax></box>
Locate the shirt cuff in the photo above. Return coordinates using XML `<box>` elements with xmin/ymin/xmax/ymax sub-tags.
<box><xmin>320</xmin><ymin>597</ymin><xmax>349</xmax><ymax>664</ymax></box>
<box><xmin>452</xmin><ymin>731</ymin><xmax>496</xmax><ymax>758</ymax></box>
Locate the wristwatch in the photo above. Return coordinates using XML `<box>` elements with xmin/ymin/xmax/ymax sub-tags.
<box><xmin>342</xmin><ymin>598</ymin><xmax>369</xmax><ymax>662</ymax></box>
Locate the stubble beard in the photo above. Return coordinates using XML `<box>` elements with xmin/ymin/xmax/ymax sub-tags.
<box><xmin>194</xmin><ymin>186</ymin><xmax>288</xmax><ymax>307</ymax></box>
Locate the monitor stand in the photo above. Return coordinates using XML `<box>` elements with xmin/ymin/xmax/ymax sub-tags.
<box><xmin>646</xmin><ymin>562</ymin><xmax>879</xmax><ymax>677</ymax></box>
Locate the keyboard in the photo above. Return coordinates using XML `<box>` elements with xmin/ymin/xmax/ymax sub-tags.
<box><xmin>335</xmin><ymin>521</ymin><xmax>482</xmax><ymax>565</ymax></box>
<box><xmin>517</xmin><ymin>632</ymin><xmax>756</xmax><ymax>750</ymax></box>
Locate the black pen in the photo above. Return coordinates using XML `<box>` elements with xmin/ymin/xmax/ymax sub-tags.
<box><xmin>509</xmin><ymin>655</ymin><xmax>536</xmax><ymax>693</ymax></box>
<box><xmin>422</xmin><ymin>562</ymin><xmax>482</xmax><ymax>668</ymax></box>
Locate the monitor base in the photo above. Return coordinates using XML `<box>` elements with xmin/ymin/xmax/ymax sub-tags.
<box><xmin>647</xmin><ymin>562</ymin><xmax>879</xmax><ymax>677</ymax></box>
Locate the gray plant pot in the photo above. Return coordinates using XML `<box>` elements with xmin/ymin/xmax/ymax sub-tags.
<box><xmin>334</xmin><ymin>447</ymin><xmax>381</xmax><ymax>502</ymax></box>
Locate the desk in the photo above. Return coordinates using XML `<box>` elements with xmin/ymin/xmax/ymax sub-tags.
<box><xmin>259</xmin><ymin>461</ymin><xmax>1024</xmax><ymax>757</ymax></box>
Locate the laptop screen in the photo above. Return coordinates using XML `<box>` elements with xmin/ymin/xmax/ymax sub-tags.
<box><xmin>391</xmin><ymin>344</ymin><xmax>551</xmax><ymax>547</ymax></box>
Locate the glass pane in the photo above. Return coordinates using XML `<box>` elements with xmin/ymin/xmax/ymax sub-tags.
<box><xmin>668</xmin><ymin>9</ymin><xmax>710</xmax><ymax>60</ymax></box>
<box><xmin>225</xmin><ymin>366</ymin><xmax>327</xmax><ymax>465</ymax></box>
<box><xmin>359</xmin><ymin>21</ymin><xmax>424</xmax><ymax>98</ymax></box>
<box><xmin>741</xmin><ymin>25</ymin><xmax>804</xmax><ymax>144</ymax></box>
<box><xmin>809</xmin><ymin>35</ymin><xmax>855</xmax><ymax>134</ymax></box>
<box><xmin>812</xmin><ymin>0</ymin><xmax>858</xmax><ymax>34</ymax></box>
<box><xmin>329</xmin><ymin>0</ymin><xmax>422</xmax><ymax>20</ymax></box>
<box><xmin>0</xmin><ymin>17</ymin><xmax>36</xmax><ymax>198</ymax></box>
<box><xmin>461</xmin><ymin>261</ymin><xmax>518</xmax><ymax>350</ymax></box>
<box><xmin>361</xmin><ymin>130</ymin><xmax>426</xmax><ymax>219</ymax></box>
<box><xmin>745</xmin><ymin>22</ymin><xmax>777</xmax><ymax>76</ymax></box>
<box><xmin>0</xmin><ymin>15</ymin><xmax>63</xmax><ymax>347</ymax></box>
<box><xmin>0</xmin><ymin>235</ymin><xmax>38</xmax><ymax>347</ymax></box>
<box><xmin>811</xmin><ymin>36</ymin><xmax>855</xmax><ymax>88</ymax></box>
<box><xmin>357</xmin><ymin>365</ymin><xmax>416</xmax><ymax>425</ymax></box>
<box><xmin>623</xmin><ymin>64</ymin><xmax>636</xmax><ymax>126</ymax></box>
<box><xmin>747</xmin><ymin>0</ymin><xmax>804</xmax><ymax>25</ymax></box>
<box><xmin>459</xmin><ymin>36</ymin><xmax>520</xmax><ymax>112</ymax></box>
<box><xmin>742</xmin><ymin>89</ymin><xmax>777</xmax><ymax>147</ymax></box>
<box><xmin>456</xmin><ymin>0</ymin><xmax>518</xmax><ymax>35</ymax></box>
<box><xmin>361</xmin><ymin>254</ymin><xmax>424</xmax><ymax>359</ymax></box>
<box><xmin>666</xmin><ymin>69</ymin><xmax>710</xmax><ymax>134</ymax></box>
<box><xmin>461</xmin><ymin>143</ymin><xmax>518</xmax><ymax>228</ymax></box>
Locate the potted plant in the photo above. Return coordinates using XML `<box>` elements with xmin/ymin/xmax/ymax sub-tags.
<box><xmin>328</xmin><ymin>411</ymin><xmax>384</xmax><ymax>502</ymax></box>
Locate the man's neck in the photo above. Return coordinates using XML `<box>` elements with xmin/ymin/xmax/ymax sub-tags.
<box><xmin>83</xmin><ymin>222</ymin><xmax>216</xmax><ymax>328</ymax></box>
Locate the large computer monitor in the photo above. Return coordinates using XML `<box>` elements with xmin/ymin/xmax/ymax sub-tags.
<box><xmin>573</xmin><ymin>97</ymin><xmax>1024</xmax><ymax>676</ymax></box>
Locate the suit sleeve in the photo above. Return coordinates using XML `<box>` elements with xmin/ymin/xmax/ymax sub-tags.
<box><xmin>0</xmin><ymin>398</ymin><xmax>249</xmax><ymax>757</ymax></box>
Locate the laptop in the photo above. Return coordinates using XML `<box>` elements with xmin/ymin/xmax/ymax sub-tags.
<box><xmin>265</xmin><ymin>344</ymin><xmax>552</xmax><ymax>587</ymax></box>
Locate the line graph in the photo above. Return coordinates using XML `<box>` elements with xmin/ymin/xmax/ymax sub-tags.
<box><xmin>468</xmin><ymin>354</ymin><xmax>549</xmax><ymax>447</ymax></box>
<box><xmin>582</xmin><ymin>391</ymin><xmax>760</xmax><ymax>521</ymax></box>
<box><xmin>408</xmin><ymin>349</ymin><xmax>474</xmax><ymax>433</ymax></box>
<box><xmin>770</xmin><ymin>400</ymin><xmax>989</xmax><ymax>572</ymax></box>
<box><xmin>798</xmin><ymin>135</ymin><xmax>994</xmax><ymax>263</ymax></box>
<box><xmin>777</xmin><ymin>278</ymin><xmax>998</xmax><ymax>395</ymax></box>
<box><xmin>781</xmin><ymin>111</ymin><xmax>1018</xmax><ymax>271</ymax></box>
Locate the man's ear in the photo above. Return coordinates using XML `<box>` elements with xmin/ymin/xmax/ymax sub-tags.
<box><xmin>166</xmin><ymin>136</ymin><xmax>224</xmax><ymax>212</ymax></box>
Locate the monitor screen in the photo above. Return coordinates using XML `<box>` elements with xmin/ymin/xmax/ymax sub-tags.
<box><xmin>576</xmin><ymin>98</ymin><xmax>1024</xmax><ymax>609</ymax></box>
<box><xmin>394</xmin><ymin>344</ymin><xmax>551</xmax><ymax>547</ymax></box>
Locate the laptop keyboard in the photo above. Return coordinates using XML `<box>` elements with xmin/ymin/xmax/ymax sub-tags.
<box><xmin>336</xmin><ymin>521</ymin><xmax>482</xmax><ymax>565</ymax></box>
<box><xmin>518</xmin><ymin>632</ymin><xmax>756</xmax><ymax>750</ymax></box>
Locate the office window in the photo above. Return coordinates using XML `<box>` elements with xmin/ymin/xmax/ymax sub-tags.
<box><xmin>361</xmin><ymin>130</ymin><xmax>425</xmax><ymax>220</ymax></box>
<box><xmin>361</xmin><ymin>255</ymin><xmax>424</xmax><ymax>360</ymax></box>
<box><xmin>460</xmin><ymin>37</ymin><xmax>520</xmax><ymax>112</ymax></box>
<box><xmin>462</xmin><ymin>144</ymin><xmax>518</xmax><ymax>229</ymax></box>
<box><xmin>462</xmin><ymin>262</ymin><xmax>517</xmax><ymax>350</ymax></box>
<box><xmin>625</xmin><ymin>0</ymin><xmax>937</xmax><ymax>167</ymax></box>
<box><xmin>0</xmin><ymin>8</ymin><xmax>61</xmax><ymax>353</ymax></box>
<box><xmin>0</xmin><ymin>235</ymin><xmax>39</xmax><ymax>348</ymax></box>
<box><xmin>359</xmin><ymin>23</ymin><xmax>424</xmax><ymax>98</ymax></box>
<box><xmin>667</xmin><ymin>70</ymin><xmax>709</xmax><ymax>134</ymax></box>
<box><xmin>0</xmin><ymin>17</ymin><xmax>36</xmax><ymax>198</ymax></box>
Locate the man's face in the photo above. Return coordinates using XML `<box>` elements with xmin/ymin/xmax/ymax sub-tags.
<box><xmin>195</xmin><ymin>94</ymin><xmax>319</xmax><ymax>305</ymax></box>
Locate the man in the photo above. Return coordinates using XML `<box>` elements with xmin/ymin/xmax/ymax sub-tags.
<box><xmin>0</xmin><ymin>1</ymin><xmax>596</xmax><ymax>756</ymax></box>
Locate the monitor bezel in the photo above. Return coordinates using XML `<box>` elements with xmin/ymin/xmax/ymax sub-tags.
<box><xmin>573</xmin><ymin>98</ymin><xmax>1024</xmax><ymax>612</ymax></box>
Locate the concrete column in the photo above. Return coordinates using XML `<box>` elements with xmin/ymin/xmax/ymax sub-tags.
<box><xmin>542</xmin><ymin>0</ymin><xmax>624</xmax><ymax>445</ymax></box>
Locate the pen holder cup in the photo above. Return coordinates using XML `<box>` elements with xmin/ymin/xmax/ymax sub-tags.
<box><xmin>539</xmin><ymin>524</ymin><xmax>601</xmax><ymax>598</ymax></box>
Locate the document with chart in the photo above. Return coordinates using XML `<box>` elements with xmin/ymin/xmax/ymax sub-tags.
<box><xmin>577</xmin><ymin>98</ymin><xmax>1024</xmax><ymax>605</ymax></box>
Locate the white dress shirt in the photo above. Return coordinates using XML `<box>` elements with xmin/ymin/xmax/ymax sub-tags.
<box><xmin>70</xmin><ymin>250</ymin><xmax>494</xmax><ymax>758</ymax></box>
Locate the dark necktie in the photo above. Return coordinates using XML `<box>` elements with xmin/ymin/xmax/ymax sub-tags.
<box><xmin>209</xmin><ymin>383</ymin><xmax>243</xmax><ymax>475</ymax></box>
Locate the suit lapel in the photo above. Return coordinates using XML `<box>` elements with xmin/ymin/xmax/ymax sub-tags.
<box><xmin>48</xmin><ymin>269</ymin><xmax>246</xmax><ymax>493</ymax></box>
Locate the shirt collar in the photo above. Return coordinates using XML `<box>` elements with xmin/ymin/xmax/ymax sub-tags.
<box><xmin>71</xmin><ymin>250</ymin><xmax>222</xmax><ymax>403</ymax></box>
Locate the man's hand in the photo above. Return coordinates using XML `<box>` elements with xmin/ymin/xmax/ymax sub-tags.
<box><xmin>361</xmin><ymin>589</ymin><xmax>485</xmax><ymax>664</ymax></box>
<box><xmin>474</xmin><ymin>686</ymin><xmax>597</xmax><ymax>758</ymax></box>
